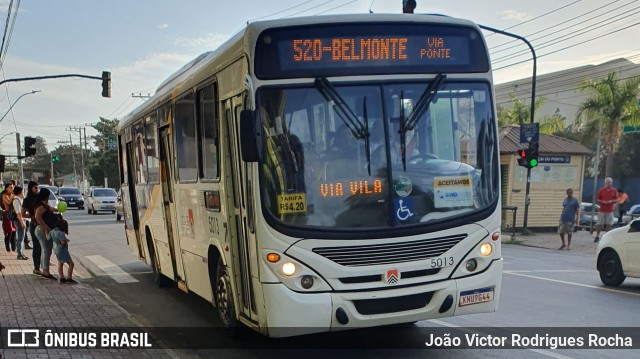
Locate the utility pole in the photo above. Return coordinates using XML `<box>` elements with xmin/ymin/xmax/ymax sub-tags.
<box><xmin>50</xmin><ymin>153</ymin><xmax>55</xmax><ymax>186</ymax></box>
<box><xmin>590</xmin><ymin>112</ymin><xmax>603</xmax><ymax>234</ymax></box>
<box><xmin>69</xmin><ymin>134</ymin><xmax>78</xmax><ymax>187</ymax></box>
<box><xmin>68</xmin><ymin>126</ymin><xmax>86</xmax><ymax>191</ymax></box>
<box><xmin>83</xmin><ymin>127</ymin><xmax>89</xmax><ymax>190</ymax></box>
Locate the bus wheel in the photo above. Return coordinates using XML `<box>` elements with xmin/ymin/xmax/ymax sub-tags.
<box><xmin>215</xmin><ymin>259</ymin><xmax>240</xmax><ymax>336</ymax></box>
<box><xmin>148</xmin><ymin>241</ymin><xmax>172</xmax><ymax>288</ymax></box>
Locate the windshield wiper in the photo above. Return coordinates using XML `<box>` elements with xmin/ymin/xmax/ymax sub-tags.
<box><xmin>399</xmin><ymin>91</ymin><xmax>408</xmax><ymax>171</ymax></box>
<box><xmin>315</xmin><ymin>77</ymin><xmax>373</xmax><ymax>175</ymax></box>
<box><xmin>315</xmin><ymin>77</ymin><xmax>368</xmax><ymax>140</ymax></box>
<box><xmin>363</xmin><ymin>96</ymin><xmax>371</xmax><ymax>176</ymax></box>
<box><xmin>404</xmin><ymin>73</ymin><xmax>447</xmax><ymax>131</ymax></box>
<box><xmin>398</xmin><ymin>74</ymin><xmax>446</xmax><ymax>169</ymax></box>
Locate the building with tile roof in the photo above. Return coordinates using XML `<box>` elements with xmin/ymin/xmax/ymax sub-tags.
<box><xmin>499</xmin><ymin>126</ymin><xmax>591</xmax><ymax>228</ymax></box>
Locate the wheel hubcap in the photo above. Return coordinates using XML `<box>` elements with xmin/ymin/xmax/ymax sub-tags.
<box><xmin>604</xmin><ymin>259</ymin><xmax>617</xmax><ymax>278</ymax></box>
<box><xmin>217</xmin><ymin>273</ymin><xmax>231</xmax><ymax>325</ymax></box>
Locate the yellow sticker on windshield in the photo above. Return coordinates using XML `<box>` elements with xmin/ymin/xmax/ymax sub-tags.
<box><xmin>277</xmin><ymin>193</ymin><xmax>307</xmax><ymax>214</ymax></box>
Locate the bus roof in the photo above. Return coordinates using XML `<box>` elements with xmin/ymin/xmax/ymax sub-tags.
<box><xmin>117</xmin><ymin>13</ymin><xmax>482</xmax><ymax>131</ymax></box>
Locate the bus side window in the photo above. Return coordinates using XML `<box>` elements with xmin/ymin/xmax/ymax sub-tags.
<box><xmin>197</xmin><ymin>83</ymin><xmax>219</xmax><ymax>180</ymax></box>
<box><xmin>175</xmin><ymin>91</ymin><xmax>198</xmax><ymax>182</ymax></box>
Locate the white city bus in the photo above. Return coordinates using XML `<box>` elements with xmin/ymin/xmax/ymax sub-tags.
<box><xmin>117</xmin><ymin>13</ymin><xmax>502</xmax><ymax>338</ymax></box>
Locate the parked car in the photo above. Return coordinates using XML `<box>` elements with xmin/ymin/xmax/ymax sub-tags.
<box><xmin>86</xmin><ymin>187</ymin><xmax>118</xmax><ymax>214</ymax></box>
<box><xmin>578</xmin><ymin>202</ymin><xmax>618</xmax><ymax>229</ymax></box>
<box><xmin>115</xmin><ymin>190</ymin><xmax>123</xmax><ymax>221</ymax></box>
<box><xmin>578</xmin><ymin>202</ymin><xmax>600</xmax><ymax>228</ymax></box>
<box><xmin>57</xmin><ymin>187</ymin><xmax>85</xmax><ymax>210</ymax></box>
<box><xmin>48</xmin><ymin>190</ymin><xmax>59</xmax><ymax>209</ymax></box>
<box><xmin>622</xmin><ymin>204</ymin><xmax>640</xmax><ymax>225</ymax></box>
<box><xmin>596</xmin><ymin>219</ymin><xmax>640</xmax><ymax>286</ymax></box>
<box><xmin>40</xmin><ymin>185</ymin><xmax>59</xmax><ymax>196</ymax></box>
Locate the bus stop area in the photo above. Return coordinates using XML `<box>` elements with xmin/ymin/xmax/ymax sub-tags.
<box><xmin>0</xmin><ymin>251</ymin><xmax>174</xmax><ymax>358</ymax></box>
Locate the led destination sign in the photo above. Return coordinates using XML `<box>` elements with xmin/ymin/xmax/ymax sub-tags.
<box><xmin>291</xmin><ymin>36</ymin><xmax>462</xmax><ymax>65</ymax></box>
<box><xmin>255</xmin><ymin>23</ymin><xmax>489</xmax><ymax>79</ymax></box>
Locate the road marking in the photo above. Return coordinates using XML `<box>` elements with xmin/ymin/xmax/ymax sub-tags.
<box><xmin>85</xmin><ymin>255</ymin><xmax>139</xmax><ymax>283</ymax></box>
<box><xmin>505</xmin><ymin>270</ymin><xmax>592</xmax><ymax>273</ymax></box>
<box><xmin>504</xmin><ymin>271</ymin><xmax>640</xmax><ymax>297</ymax></box>
<box><xmin>428</xmin><ymin>319</ymin><xmax>574</xmax><ymax>359</ymax></box>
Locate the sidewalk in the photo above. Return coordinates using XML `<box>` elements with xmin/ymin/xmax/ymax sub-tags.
<box><xmin>503</xmin><ymin>227</ymin><xmax>601</xmax><ymax>254</ymax></box>
<box><xmin>0</xmin><ymin>245</ymin><xmax>175</xmax><ymax>358</ymax></box>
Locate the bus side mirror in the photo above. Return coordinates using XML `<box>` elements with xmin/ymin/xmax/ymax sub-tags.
<box><xmin>240</xmin><ymin>109</ymin><xmax>260</xmax><ymax>162</ymax></box>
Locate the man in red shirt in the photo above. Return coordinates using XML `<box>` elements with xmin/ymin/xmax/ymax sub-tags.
<box><xmin>595</xmin><ymin>177</ymin><xmax>617</xmax><ymax>242</ymax></box>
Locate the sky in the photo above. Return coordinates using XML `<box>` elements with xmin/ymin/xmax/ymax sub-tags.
<box><xmin>0</xmin><ymin>0</ymin><xmax>638</xmax><ymax>157</ymax></box>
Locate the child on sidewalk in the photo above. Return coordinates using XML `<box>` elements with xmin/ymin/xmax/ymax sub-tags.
<box><xmin>48</xmin><ymin>216</ymin><xmax>76</xmax><ymax>284</ymax></box>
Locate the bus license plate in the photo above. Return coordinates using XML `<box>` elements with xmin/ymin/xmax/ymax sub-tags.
<box><xmin>459</xmin><ymin>287</ymin><xmax>494</xmax><ymax>306</ymax></box>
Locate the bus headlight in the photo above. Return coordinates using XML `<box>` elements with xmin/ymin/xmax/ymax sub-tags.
<box><xmin>480</xmin><ymin>243</ymin><xmax>493</xmax><ymax>256</ymax></box>
<box><xmin>262</xmin><ymin>250</ymin><xmax>333</xmax><ymax>292</ymax></box>
<box><xmin>282</xmin><ymin>262</ymin><xmax>296</xmax><ymax>276</ymax></box>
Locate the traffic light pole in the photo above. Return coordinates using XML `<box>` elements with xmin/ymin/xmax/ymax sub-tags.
<box><xmin>16</xmin><ymin>133</ymin><xmax>24</xmax><ymax>185</ymax></box>
<box><xmin>479</xmin><ymin>24</ymin><xmax>537</xmax><ymax>232</ymax></box>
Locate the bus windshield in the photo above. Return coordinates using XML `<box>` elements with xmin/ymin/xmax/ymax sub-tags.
<box><xmin>257</xmin><ymin>81</ymin><xmax>498</xmax><ymax>232</ymax></box>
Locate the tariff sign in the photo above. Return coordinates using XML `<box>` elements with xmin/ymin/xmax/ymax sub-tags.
<box><xmin>277</xmin><ymin>193</ymin><xmax>307</xmax><ymax>214</ymax></box>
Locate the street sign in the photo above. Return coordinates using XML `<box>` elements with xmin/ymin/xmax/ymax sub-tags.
<box><xmin>623</xmin><ymin>125</ymin><xmax>640</xmax><ymax>134</ymax></box>
<box><xmin>519</xmin><ymin>123</ymin><xmax>540</xmax><ymax>146</ymax></box>
<box><xmin>107</xmin><ymin>135</ymin><xmax>117</xmax><ymax>144</ymax></box>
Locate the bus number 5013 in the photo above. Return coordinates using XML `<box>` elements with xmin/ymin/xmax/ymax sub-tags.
<box><xmin>431</xmin><ymin>256</ymin><xmax>454</xmax><ymax>268</ymax></box>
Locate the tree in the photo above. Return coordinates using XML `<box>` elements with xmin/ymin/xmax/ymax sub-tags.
<box><xmin>612</xmin><ymin>132</ymin><xmax>640</xmax><ymax>178</ymax></box>
<box><xmin>576</xmin><ymin>71</ymin><xmax>640</xmax><ymax>178</ymax></box>
<box><xmin>497</xmin><ymin>95</ymin><xmax>565</xmax><ymax>134</ymax></box>
<box><xmin>87</xmin><ymin>117</ymin><xmax>120</xmax><ymax>189</ymax></box>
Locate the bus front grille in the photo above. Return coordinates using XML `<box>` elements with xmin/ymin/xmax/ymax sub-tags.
<box><xmin>353</xmin><ymin>292</ymin><xmax>434</xmax><ymax>315</ymax></box>
<box><xmin>312</xmin><ymin>234</ymin><xmax>466</xmax><ymax>266</ymax></box>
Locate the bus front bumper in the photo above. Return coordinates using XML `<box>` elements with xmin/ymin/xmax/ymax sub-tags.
<box><xmin>262</xmin><ymin>258</ymin><xmax>502</xmax><ymax>338</ymax></box>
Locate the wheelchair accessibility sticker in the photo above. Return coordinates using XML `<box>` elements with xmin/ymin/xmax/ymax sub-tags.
<box><xmin>394</xmin><ymin>198</ymin><xmax>415</xmax><ymax>222</ymax></box>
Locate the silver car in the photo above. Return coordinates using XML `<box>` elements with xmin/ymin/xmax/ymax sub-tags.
<box><xmin>87</xmin><ymin>188</ymin><xmax>118</xmax><ymax>214</ymax></box>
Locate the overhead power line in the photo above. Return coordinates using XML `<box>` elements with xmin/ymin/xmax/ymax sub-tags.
<box><xmin>492</xmin><ymin>8</ymin><xmax>640</xmax><ymax>64</ymax></box>
<box><xmin>486</xmin><ymin>0</ymin><xmax>584</xmax><ymax>37</ymax></box>
<box><xmin>490</xmin><ymin>0</ymin><xmax>636</xmax><ymax>53</ymax></box>
<box><xmin>494</xmin><ymin>20</ymin><xmax>640</xmax><ymax>72</ymax></box>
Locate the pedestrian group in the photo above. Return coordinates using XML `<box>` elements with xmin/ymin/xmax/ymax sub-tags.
<box><xmin>2</xmin><ymin>180</ymin><xmax>76</xmax><ymax>284</ymax></box>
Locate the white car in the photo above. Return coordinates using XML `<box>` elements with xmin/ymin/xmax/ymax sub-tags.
<box><xmin>596</xmin><ymin>219</ymin><xmax>640</xmax><ymax>286</ymax></box>
<box><xmin>622</xmin><ymin>204</ymin><xmax>640</xmax><ymax>225</ymax></box>
<box><xmin>86</xmin><ymin>187</ymin><xmax>118</xmax><ymax>214</ymax></box>
<box><xmin>48</xmin><ymin>190</ymin><xmax>59</xmax><ymax>209</ymax></box>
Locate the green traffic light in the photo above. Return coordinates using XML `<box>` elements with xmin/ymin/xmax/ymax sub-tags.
<box><xmin>529</xmin><ymin>159</ymin><xmax>538</xmax><ymax>167</ymax></box>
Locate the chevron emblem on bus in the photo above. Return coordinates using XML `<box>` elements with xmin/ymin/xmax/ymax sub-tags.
<box><xmin>386</xmin><ymin>269</ymin><xmax>399</xmax><ymax>284</ymax></box>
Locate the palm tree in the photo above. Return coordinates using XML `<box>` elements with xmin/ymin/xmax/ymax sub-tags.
<box><xmin>576</xmin><ymin>71</ymin><xmax>640</xmax><ymax>178</ymax></box>
<box><xmin>497</xmin><ymin>95</ymin><xmax>565</xmax><ymax>134</ymax></box>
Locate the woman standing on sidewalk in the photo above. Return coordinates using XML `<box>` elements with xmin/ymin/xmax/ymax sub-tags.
<box><xmin>21</xmin><ymin>181</ymin><xmax>42</xmax><ymax>275</ymax></box>
<box><xmin>11</xmin><ymin>186</ymin><xmax>28</xmax><ymax>260</ymax></box>
<box><xmin>2</xmin><ymin>182</ymin><xmax>16</xmax><ymax>252</ymax></box>
<box><xmin>33</xmin><ymin>187</ymin><xmax>57</xmax><ymax>280</ymax></box>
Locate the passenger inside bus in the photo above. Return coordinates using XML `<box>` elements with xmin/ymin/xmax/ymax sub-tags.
<box><xmin>324</xmin><ymin>124</ymin><xmax>358</xmax><ymax>179</ymax></box>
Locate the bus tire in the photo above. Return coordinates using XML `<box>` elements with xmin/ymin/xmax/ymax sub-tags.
<box><xmin>215</xmin><ymin>259</ymin><xmax>241</xmax><ymax>336</ymax></box>
<box><xmin>148</xmin><ymin>237</ymin><xmax>173</xmax><ymax>288</ymax></box>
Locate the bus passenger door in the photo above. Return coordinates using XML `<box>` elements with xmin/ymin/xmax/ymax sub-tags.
<box><xmin>224</xmin><ymin>95</ymin><xmax>259</xmax><ymax>322</ymax></box>
<box><xmin>159</xmin><ymin>126</ymin><xmax>185</xmax><ymax>283</ymax></box>
<box><xmin>125</xmin><ymin>141</ymin><xmax>145</xmax><ymax>258</ymax></box>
